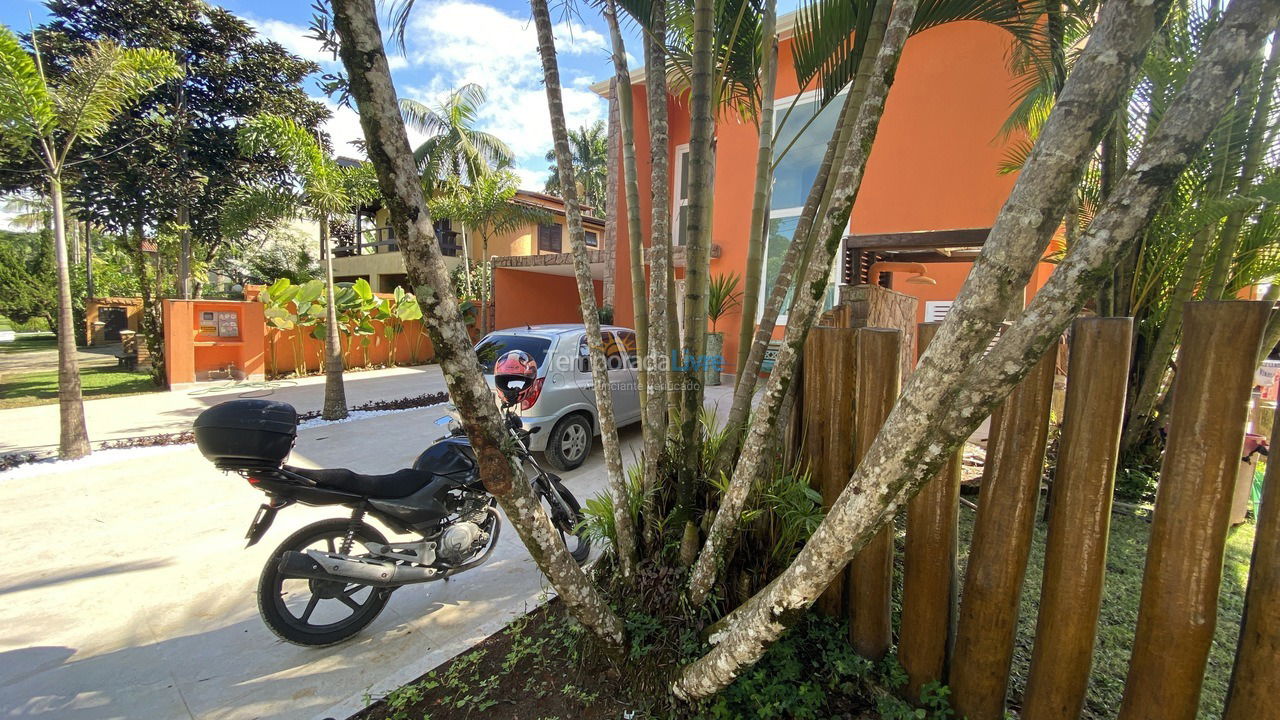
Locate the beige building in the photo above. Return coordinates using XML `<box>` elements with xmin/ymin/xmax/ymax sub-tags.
<box><xmin>332</xmin><ymin>189</ymin><xmax>606</xmax><ymax>294</ymax></box>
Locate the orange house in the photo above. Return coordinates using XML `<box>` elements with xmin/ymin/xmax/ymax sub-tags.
<box><xmin>497</xmin><ymin>13</ymin><xmax>1057</xmax><ymax>371</ymax></box>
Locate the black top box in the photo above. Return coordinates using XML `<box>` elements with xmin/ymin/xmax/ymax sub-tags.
<box><xmin>194</xmin><ymin>399</ymin><xmax>298</xmax><ymax>470</ymax></box>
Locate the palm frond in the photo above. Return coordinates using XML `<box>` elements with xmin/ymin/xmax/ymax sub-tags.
<box><xmin>0</xmin><ymin>26</ymin><xmax>55</xmax><ymax>150</ymax></box>
<box><xmin>52</xmin><ymin>42</ymin><xmax>181</xmax><ymax>153</ymax></box>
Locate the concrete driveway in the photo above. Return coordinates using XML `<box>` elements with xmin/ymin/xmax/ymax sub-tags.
<box><xmin>0</xmin><ymin>364</ymin><xmax>739</xmax><ymax>719</ymax></box>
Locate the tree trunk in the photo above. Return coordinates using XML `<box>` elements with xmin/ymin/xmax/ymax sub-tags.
<box><xmin>711</xmin><ymin>0</ymin><xmax>891</xmax><ymax>474</ymax></box>
<box><xmin>675</xmin><ymin>0</ymin><xmax>717</xmax><ymax>510</ymax></box>
<box><xmin>641</xmin><ymin>0</ymin><xmax>673</xmax><ymax>546</ymax></box>
<box><xmin>1255</xmin><ymin>283</ymin><xmax>1280</xmax><ymax>368</ymax></box>
<box><xmin>605</xmin><ymin>0</ymin><xmax>649</xmax><ymax>411</ymax></box>
<box><xmin>328</xmin><ymin>0</ymin><xmax>626</xmax><ymax>655</ymax></box>
<box><xmin>1205</xmin><ymin>30</ymin><xmax>1280</xmax><ymax>299</ymax></box>
<box><xmin>676</xmin><ymin>0</ymin><xmax>1213</xmax><ymax>696</ymax></box>
<box><xmin>687</xmin><ymin>0</ymin><xmax>911</xmax><ymax>608</ymax></box>
<box><xmin>735</xmin><ymin>0</ymin><xmax>779</xmax><ymax>379</ymax></box>
<box><xmin>177</xmin><ymin>203</ymin><xmax>192</xmax><ymax>299</ymax></box>
<box><xmin>531</xmin><ymin>0</ymin><xmax>638</xmax><ymax>577</ymax></box>
<box><xmin>49</xmin><ymin>175</ymin><xmax>90</xmax><ymax>459</ymax></box>
<box><xmin>320</xmin><ymin>215</ymin><xmax>349</xmax><ymax>420</ymax></box>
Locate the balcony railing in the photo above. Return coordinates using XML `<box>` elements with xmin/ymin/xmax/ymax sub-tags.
<box><xmin>333</xmin><ymin>222</ymin><xmax>461</xmax><ymax>258</ymax></box>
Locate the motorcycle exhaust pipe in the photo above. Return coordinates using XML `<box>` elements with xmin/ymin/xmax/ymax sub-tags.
<box><xmin>277</xmin><ymin>550</ymin><xmax>439</xmax><ymax>587</ymax></box>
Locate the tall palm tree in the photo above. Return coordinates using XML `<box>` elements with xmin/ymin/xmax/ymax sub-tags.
<box><xmin>0</xmin><ymin>27</ymin><xmax>180</xmax><ymax>459</ymax></box>
<box><xmin>236</xmin><ymin>113</ymin><xmax>379</xmax><ymax>420</ymax></box>
<box><xmin>543</xmin><ymin>120</ymin><xmax>609</xmax><ymax>213</ymax></box>
<box><xmin>398</xmin><ymin>83</ymin><xmax>513</xmax><ymax>193</ymax></box>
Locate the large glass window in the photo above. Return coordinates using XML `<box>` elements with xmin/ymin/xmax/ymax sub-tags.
<box><xmin>763</xmin><ymin>92</ymin><xmax>844</xmax><ymax>322</ymax></box>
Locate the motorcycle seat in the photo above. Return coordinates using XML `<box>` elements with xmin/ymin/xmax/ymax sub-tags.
<box><xmin>284</xmin><ymin>465</ymin><xmax>434</xmax><ymax>499</ymax></box>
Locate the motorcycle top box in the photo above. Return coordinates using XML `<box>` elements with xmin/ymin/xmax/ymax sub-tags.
<box><xmin>194</xmin><ymin>399</ymin><xmax>297</xmax><ymax>470</ymax></box>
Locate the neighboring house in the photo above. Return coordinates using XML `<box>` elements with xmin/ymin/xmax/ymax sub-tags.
<box><xmin>331</xmin><ymin>189</ymin><xmax>607</xmax><ymax>297</ymax></box>
<box><xmin>489</xmin><ymin>14</ymin><xmax>1058</xmax><ymax>369</ymax></box>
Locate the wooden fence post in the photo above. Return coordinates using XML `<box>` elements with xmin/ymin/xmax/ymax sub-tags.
<box><xmin>1119</xmin><ymin>301</ymin><xmax>1272</xmax><ymax>720</ymax></box>
<box><xmin>949</xmin><ymin>345</ymin><xmax>1057</xmax><ymax>720</ymax></box>
<box><xmin>849</xmin><ymin>327</ymin><xmax>901</xmax><ymax>660</ymax></box>
<box><xmin>899</xmin><ymin>322</ymin><xmax>961</xmax><ymax>702</ymax></box>
<box><xmin>1224</xmin><ymin>401</ymin><xmax>1280</xmax><ymax>720</ymax></box>
<box><xmin>802</xmin><ymin>326</ymin><xmax>859</xmax><ymax>617</ymax></box>
<box><xmin>1022</xmin><ymin>317</ymin><xmax>1132</xmax><ymax>719</ymax></box>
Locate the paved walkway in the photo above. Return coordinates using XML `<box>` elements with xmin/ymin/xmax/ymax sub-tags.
<box><xmin>0</xmin><ymin>343</ymin><xmax>119</xmax><ymax>378</ymax></box>
<box><xmin>0</xmin><ymin>365</ymin><xmax>448</xmax><ymax>455</ymax></box>
<box><xmin>0</xmin><ymin>365</ymin><xmax>739</xmax><ymax>720</ymax></box>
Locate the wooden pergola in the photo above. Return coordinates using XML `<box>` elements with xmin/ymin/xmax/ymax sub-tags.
<box><xmin>842</xmin><ymin>227</ymin><xmax>991</xmax><ymax>286</ymax></box>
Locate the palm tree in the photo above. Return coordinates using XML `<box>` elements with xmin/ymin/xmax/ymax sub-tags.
<box><xmin>236</xmin><ymin>113</ymin><xmax>378</xmax><ymax>420</ymax></box>
<box><xmin>398</xmin><ymin>83</ymin><xmax>513</xmax><ymax>193</ymax></box>
<box><xmin>543</xmin><ymin>120</ymin><xmax>609</xmax><ymax>213</ymax></box>
<box><xmin>0</xmin><ymin>27</ymin><xmax>180</xmax><ymax>459</ymax></box>
<box><xmin>428</xmin><ymin>170</ymin><xmax>550</xmax><ymax>334</ymax></box>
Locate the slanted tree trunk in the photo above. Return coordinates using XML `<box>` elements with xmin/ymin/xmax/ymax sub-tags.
<box><xmin>676</xmin><ymin>0</ymin><xmax>717</xmax><ymax>512</ymax></box>
<box><xmin>735</xmin><ymin>0</ymin><xmax>778</xmax><ymax>379</ymax></box>
<box><xmin>712</xmin><ymin>0</ymin><xmax>891</xmax><ymax>474</ymax></box>
<box><xmin>320</xmin><ymin>215</ymin><xmax>348</xmax><ymax>420</ymax></box>
<box><xmin>641</xmin><ymin>0</ymin><xmax>674</xmax><ymax>546</ymax></box>
<box><xmin>687</xmin><ymin>0</ymin><xmax>910</xmax><ymax>607</ymax></box>
<box><xmin>676</xmin><ymin>0</ymin><xmax>1269</xmax><ymax>698</ymax></box>
<box><xmin>605</xmin><ymin>0</ymin><xmax>648</xmax><ymax>410</ymax></box>
<box><xmin>328</xmin><ymin>0</ymin><xmax>626</xmax><ymax>654</ymax></box>
<box><xmin>531</xmin><ymin>0</ymin><xmax>638</xmax><ymax>576</ymax></box>
<box><xmin>49</xmin><ymin>175</ymin><xmax>90</xmax><ymax>459</ymax></box>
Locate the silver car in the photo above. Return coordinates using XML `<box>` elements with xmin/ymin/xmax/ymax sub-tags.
<box><xmin>457</xmin><ymin>324</ymin><xmax>643</xmax><ymax>471</ymax></box>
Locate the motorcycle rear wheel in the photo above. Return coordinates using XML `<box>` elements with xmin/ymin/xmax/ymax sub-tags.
<box><xmin>539</xmin><ymin>475</ymin><xmax>592</xmax><ymax>564</ymax></box>
<box><xmin>257</xmin><ymin>518</ymin><xmax>394</xmax><ymax>646</ymax></box>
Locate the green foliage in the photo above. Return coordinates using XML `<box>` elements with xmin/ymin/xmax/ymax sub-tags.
<box><xmin>399</xmin><ymin>83</ymin><xmax>513</xmax><ymax>193</ymax></box>
<box><xmin>543</xmin><ymin>120</ymin><xmax>609</xmax><ymax>213</ymax></box>
<box><xmin>706</xmin><ymin>271</ymin><xmax>741</xmax><ymax>332</ymax></box>
<box><xmin>0</xmin><ymin>229</ymin><xmax>56</xmax><ymax>327</ymax></box>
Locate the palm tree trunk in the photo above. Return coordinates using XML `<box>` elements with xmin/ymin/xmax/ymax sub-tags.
<box><xmin>1205</xmin><ymin>30</ymin><xmax>1280</xmax><ymax>299</ymax></box>
<box><xmin>674</xmin><ymin>0</ymin><xmax>718</xmax><ymax>518</ymax></box>
<box><xmin>642</xmin><ymin>0</ymin><xmax>674</xmax><ymax>546</ymax></box>
<box><xmin>1255</xmin><ymin>283</ymin><xmax>1280</xmax><ymax>368</ymax></box>
<box><xmin>605</xmin><ymin>0</ymin><xmax>648</xmax><ymax>411</ymax></box>
<box><xmin>710</xmin><ymin>0</ymin><xmax>889</xmax><ymax>475</ymax></box>
<box><xmin>321</xmin><ymin>215</ymin><xmax>348</xmax><ymax>420</ymax></box>
<box><xmin>686</xmin><ymin>0</ymin><xmax>907</xmax><ymax>608</ymax></box>
<box><xmin>49</xmin><ymin>175</ymin><xmax>90</xmax><ymax>459</ymax></box>
<box><xmin>677</xmin><ymin>0</ymin><xmax>1265</xmax><ymax>696</ymax></box>
<box><xmin>735</xmin><ymin>0</ymin><xmax>779</xmax><ymax>379</ymax></box>
<box><xmin>532</xmin><ymin>0</ymin><xmax>638</xmax><ymax>576</ymax></box>
<box><xmin>328</xmin><ymin>0</ymin><xmax>626</xmax><ymax>656</ymax></box>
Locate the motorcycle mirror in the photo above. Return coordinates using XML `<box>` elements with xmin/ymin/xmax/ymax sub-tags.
<box><xmin>434</xmin><ymin>416</ymin><xmax>453</xmax><ymax>426</ymax></box>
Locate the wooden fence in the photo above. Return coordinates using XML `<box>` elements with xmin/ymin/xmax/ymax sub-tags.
<box><xmin>797</xmin><ymin>300</ymin><xmax>1278</xmax><ymax>718</ymax></box>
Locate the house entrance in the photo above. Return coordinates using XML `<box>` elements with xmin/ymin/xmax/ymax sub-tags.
<box><xmin>99</xmin><ymin>307</ymin><xmax>128</xmax><ymax>342</ymax></box>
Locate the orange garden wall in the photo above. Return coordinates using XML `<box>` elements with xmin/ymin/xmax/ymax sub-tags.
<box><xmin>608</xmin><ymin>21</ymin><xmax>1034</xmax><ymax>369</ymax></box>
<box><xmin>494</xmin><ymin>269</ymin><xmax>603</xmax><ymax>330</ymax></box>
<box><xmin>164</xmin><ymin>288</ymin><xmax>482</xmax><ymax>387</ymax></box>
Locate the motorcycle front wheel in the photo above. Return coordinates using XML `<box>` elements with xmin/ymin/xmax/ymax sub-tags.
<box><xmin>257</xmin><ymin>518</ymin><xmax>394</xmax><ymax>646</ymax></box>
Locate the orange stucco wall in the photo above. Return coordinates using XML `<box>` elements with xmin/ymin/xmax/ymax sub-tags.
<box><xmin>163</xmin><ymin>299</ymin><xmax>266</xmax><ymax>388</ymax></box>
<box><xmin>494</xmin><ymin>268</ymin><xmax>603</xmax><ymax>330</ymax></box>
<box><xmin>604</xmin><ymin>21</ymin><xmax>1038</xmax><ymax>367</ymax></box>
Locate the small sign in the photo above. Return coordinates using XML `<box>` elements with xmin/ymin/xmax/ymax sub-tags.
<box><xmin>199</xmin><ymin>311</ymin><xmax>217</xmax><ymax>336</ymax></box>
<box><xmin>216</xmin><ymin>311</ymin><xmax>239</xmax><ymax>337</ymax></box>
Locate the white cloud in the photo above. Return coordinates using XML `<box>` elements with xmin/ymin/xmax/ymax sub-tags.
<box><xmin>401</xmin><ymin>0</ymin><xmax>608</xmax><ymax>189</ymax></box>
<box><xmin>244</xmin><ymin>16</ymin><xmax>333</xmax><ymax>66</ymax></box>
<box><xmin>321</xmin><ymin>99</ymin><xmax>430</xmax><ymax>160</ymax></box>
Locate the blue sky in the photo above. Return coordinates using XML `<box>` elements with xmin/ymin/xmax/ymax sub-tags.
<box><xmin>0</xmin><ymin>0</ymin><xmax>635</xmax><ymax>190</ymax></box>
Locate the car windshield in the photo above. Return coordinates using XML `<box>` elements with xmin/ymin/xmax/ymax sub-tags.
<box><xmin>475</xmin><ymin>334</ymin><xmax>552</xmax><ymax>374</ymax></box>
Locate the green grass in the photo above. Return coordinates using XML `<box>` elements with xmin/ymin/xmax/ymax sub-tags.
<box><xmin>0</xmin><ymin>365</ymin><xmax>159</xmax><ymax>408</ymax></box>
<box><xmin>942</xmin><ymin>503</ymin><xmax>1254</xmax><ymax>719</ymax></box>
<box><xmin>0</xmin><ymin>333</ymin><xmax>57</xmax><ymax>354</ymax></box>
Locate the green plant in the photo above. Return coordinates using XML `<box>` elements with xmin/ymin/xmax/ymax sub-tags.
<box><xmin>706</xmin><ymin>272</ymin><xmax>742</xmax><ymax>333</ymax></box>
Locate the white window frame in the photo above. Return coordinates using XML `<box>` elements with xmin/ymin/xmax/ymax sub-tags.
<box><xmin>672</xmin><ymin>143</ymin><xmax>691</xmax><ymax>247</ymax></box>
<box><xmin>761</xmin><ymin>88</ymin><xmax>848</xmax><ymax>326</ymax></box>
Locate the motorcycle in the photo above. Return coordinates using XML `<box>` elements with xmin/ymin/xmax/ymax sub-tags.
<box><xmin>193</xmin><ymin>390</ymin><xmax>590</xmax><ymax>646</ymax></box>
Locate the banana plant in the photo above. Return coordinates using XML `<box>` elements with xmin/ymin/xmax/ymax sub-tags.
<box><xmin>261</xmin><ymin>278</ymin><xmax>300</xmax><ymax>377</ymax></box>
<box><xmin>385</xmin><ymin>287</ymin><xmax>424</xmax><ymax>366</ymax></box>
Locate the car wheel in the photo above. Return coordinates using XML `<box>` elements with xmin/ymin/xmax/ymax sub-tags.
<box><xmin>545</xmin><ymin>414</ymin><xmax>592</xmax><ymax>471</ymax></box>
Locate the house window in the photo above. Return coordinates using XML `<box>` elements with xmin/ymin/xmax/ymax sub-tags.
<box><xmin>585</xmin><ymin>230</ymin><xmax>599</xmax><ymax>248</ymax></box>
<box><xmin>538</xmin><ymin>223</ymin><xmax>562</xmax><ymax>253</ymax></box>
<box><xmin>673</xmin><ymin>145</ymin><xmax>691</xmax><ymax>247</ymax></box>
<box><xmin>763</xmin><ymin>90</ymin><xmax>843</xmax><ymax>323</ymax></box>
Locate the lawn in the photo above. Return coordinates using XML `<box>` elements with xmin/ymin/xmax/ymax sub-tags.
<box><xmin>0</xmin><ymin>365</ymin><xmax>159</xmax><ymax>408</ymax></box>
<box><xmin>0</xmin><ymin>333</ymin><xmax>57</xmax><ymax>354</ymax></box>
<box><xmin>950</xmin><ymin>503</ymin><xmax>1254</xmax><ymax>719</ymax></box>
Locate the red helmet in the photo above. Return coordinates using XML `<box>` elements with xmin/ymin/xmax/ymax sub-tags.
<box><xmin>494</xmin><ymin>350</ymin><xmax>538</xmax><ymax>405</ymax></box>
